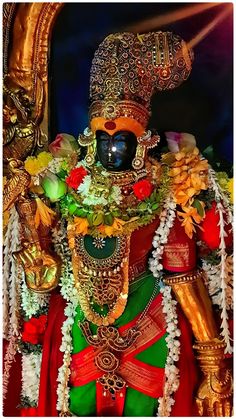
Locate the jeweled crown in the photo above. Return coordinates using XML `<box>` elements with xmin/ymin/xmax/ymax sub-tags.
<box><xmin>89</xmin><ymin>31</ymin><xmax>193</xmax><ymax>128</ymax></box>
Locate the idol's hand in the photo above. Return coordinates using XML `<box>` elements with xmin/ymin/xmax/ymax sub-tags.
<box><xmin>14</xmin><ymin>242</ymin><xmax>60</xmax><ymax>292</ymax></box>
<box><xmin>194</xmin><ymin>340</ymin><xmax>233</xmax><ymax>417</ymax></box>
<box><xmin>196</xmin><ymin>367</ymin><xmax>232</xmax><ymax>416</ymax></box>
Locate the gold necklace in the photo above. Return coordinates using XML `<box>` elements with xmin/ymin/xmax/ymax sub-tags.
<box><xmin>68</xmin><ymin>228</ymin><xmax>131</xmax><ymax>326</ymax></box>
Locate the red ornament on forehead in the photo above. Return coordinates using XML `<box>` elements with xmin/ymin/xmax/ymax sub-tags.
<box><xmin>104</xmin><ymin>121</ymin><xmax>116</xmax><ymax>130</ymax></box>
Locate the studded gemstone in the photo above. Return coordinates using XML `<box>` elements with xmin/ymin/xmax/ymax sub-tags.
<box><xmin>104</xmin><ymin>121</ymin><xmax>116</xmax><ymax>130</ymax></box>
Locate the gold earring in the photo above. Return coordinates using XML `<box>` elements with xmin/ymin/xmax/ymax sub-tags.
<box><xmin>132</xmin><ymin>144</ymin><xmax>146</xmax><ymax>170</ymax></box>
<box><xmin>132</xmin><ymin>130</ymin><xmax>160</xmax><ymax>170</ymax></box>
<box><xmin>78</xmin><ymin>127</ymin><xmax>96</xmax><ymax>166</ymax></box>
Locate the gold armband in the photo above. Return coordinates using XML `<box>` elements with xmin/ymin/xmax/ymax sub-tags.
<box><xmin>16</xmin><ymin>197</ymin><xmax>40</xmax><ymax>245</ymax></box>
<box><xmin>164</xmin><ymin>269</ymin><xmax>218</xmax><ymax>341</ymax></box>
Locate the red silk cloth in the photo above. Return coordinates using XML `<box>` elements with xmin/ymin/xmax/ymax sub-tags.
<box><xmin>129</xmin><ymin>217</ymin><xmax>196</xmax><ymax>275</ymax></box>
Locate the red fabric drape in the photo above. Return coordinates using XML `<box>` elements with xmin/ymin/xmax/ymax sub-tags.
<box><xmin>171</xmin><ymin>308</ymin><xmax>200</xmax><ymax>416</ymax></box>
<box><xmin>3</xmin><ymin>340</ymin><xmax>22</xmax><ymax>417</ymax></box>
<box><xmin>37</xmin><ymin>292</ymin><xmax>66</xmax><ymax>417</ymax></box>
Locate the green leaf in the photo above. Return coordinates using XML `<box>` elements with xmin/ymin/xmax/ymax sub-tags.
<box><xmin>87</xmin><ymin>212</ymin><xmax>94</xmax><ymax>227</ymax></box>
<box><xmin>111</xmin><ymin>209</ymin><xmax>121</xmax><ymax>217</ymax></box>
<box><xmin>104</xmin><ymin>213</ymin><xmax>114</xmax><ymax>226</ymax></box>
<box><xmin>192</xmin><ymin>199</ymin><xmax>205</xmax><ymax>217</ymax></box>
<box><xmin>151</xmin><ymin>203</ymin><xmax>159</xmax><ymax>210</ymax></box>
<box><xmin>68</xmin><ymin>203</ymin><xmax>78</xmax><ymax>215</ymax></box>
<box><xmin>92</xmin><ymin>212</ymin><xmax>104</xmax><ymax>226</ymax></box>
<box><xmin>138</xmin><ymin>202</ymin><xmax>147</xmax><ymax>211</ymax></box>
<box><xmin>75</xmin><ymin>208</ymin><xmax>87</xmax><ymax>217</ymax></box>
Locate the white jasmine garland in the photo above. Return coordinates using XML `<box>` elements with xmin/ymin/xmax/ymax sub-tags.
<box><xmin>51</xmin><ymin>221</ymin><xmax>80</xmax><ymax>413</ymax></box>
<box><xmin>109</xmin><ymin>185</ymin><xmax>122</xmax><ymax>204</ymax></box>
<box><xmin>208</xmin><ymin>168</ymin><xmax>233</xmax><ymax>354</ymax></box>
<box><xmin>3</xmin><ymin>207</ymin><xmax>22</xmax><ymax>402</ymax></box>
<box><xmin>149</xmin><ymin>194</ymin><xmax>176</xmax><ymax>278</ymax></box>
<box><xmin>56</xmin><ymin>300</ymin><xmax>78</xmax><ymax>413</ymax></box>
<box><xmin>77</xmin><ymin>174</ymin><xmax>92</xmax><ymax>195</ymax></box>
<box><xmin>82</xmin><ymin>194</ymin><xmax>108</xmax><ymax>206</ymax></box>
<box><xmin>48</xmin><ymin>157</ymin><xmax>65</xmax><ymax>174</ymax></box>
<box><xmin>21</xmin><ymin>353</ymin><xmax>42</xmax><ymax>405</ymax></box>
<box><xmin>158</xmin><ymin>286</ymin><xmax>181</xmax><ymax>417</ymax></box>
<box><xmin>3</xmin><ymin>209</ymin><xmax>12</xmax><ymax>339</ymax></box>
<box><xmin>148</xmin><ymin>193</ymin><xmax>179</xmax><ymax>416</ymax></box>
<box><xmin>202</xmin><ymin>255</ymin><xmax>233</xmax><ymax>311</ymax></box>
<box><xmin>21</xmin><ymin>276</ymin><xmax>49</xmax><ymax>319</ymax></box>
<box><xmin>6</xmin><ymin>206</ymin><xmax>21</xmax><ymax>338</ymax></box>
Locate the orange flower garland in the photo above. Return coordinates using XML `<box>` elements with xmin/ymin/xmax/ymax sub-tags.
<box><xmin>163</xmin><ymin>146</ymin><xmax>209</xmax><ymax>238</ymax></box>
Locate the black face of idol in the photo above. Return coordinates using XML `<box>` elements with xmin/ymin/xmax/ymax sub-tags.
<box><xmin>96</xmin><ymin>130</ymin><xmax>137</xmax><ymax>171</ymax></box>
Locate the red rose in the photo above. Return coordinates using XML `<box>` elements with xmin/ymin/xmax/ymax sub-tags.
<box><xmin>21</xmin><ymin>315</ymin><xmax>47</xmax><ymax>345</ymax></box>
<box><xmin>66</xmin><ymin>167</ymin><xmax>88</xmax><ymax>190</ymax></box>
<box><xmin>20</xmin><ymin>406</ymin><xmax>38</xmax><ymax>416</ymax></box>
<box><xmin>132</xmin><ymin>179</ymin><xmax>153</xmax><ymax>200</ymax></box>
<box><xmin>197</xmin><ymin>201</ymin><xmax>233</xmax><ymax>250</ymax></box>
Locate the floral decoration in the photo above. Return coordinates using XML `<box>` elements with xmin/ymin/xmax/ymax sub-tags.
<box><xmin>49</xmin><ymin>133</ymin><xmax>79</xmax><ymax>158</ymax></box>
<box><xmin>51</xmin><ymin>221</ymin><xmax>80</xmax><ymax>414</ymax></box>
<box><xmin>132</xmin><ymin>179</ymin><xmax>153</xmax><ymax>200</ymax></box>
<box><xmin>66</xmin><ymin>166</ymin><xmax>88</xmax><ymax>190</ymax></box>
<box><xmin>163</xmin><ymin>133</ymin><xmax>209</xmax><ymax>238</ymax></box>
<box><xmin>158</xmin><ymin>285</ymin><xmax>181</xmax><ymax>417</ymax></box>
<box><xmin>21</xmin><ymin>315</ymin><xmax>47</xmax><ymax>345</ymax></box>
<box><xmin>20</xmin><ymin>353</ymin><xmax>42</xmax><ymax>411</ymax></box>
<box><xmin>24</xmin><ymin>152</ymin><xmax>53</xmax><ymax>176</ymax></box>
<box><xmin>20</xmin><ymin>278</ymin><xmax>49</xmax><ymax>319</ymax></box>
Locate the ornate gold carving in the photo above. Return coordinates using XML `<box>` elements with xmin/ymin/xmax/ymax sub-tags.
<box><xmin>5</xmin><ymin>3</ymin><xmax>64</xmax><ymax>154</ymax></box>
<box><xmin>80</xmin><ymin>321</ymin><xmax>140</xmax><ymax>396</ymax></box>
<box><xmin>14</xmin><ymin>243</ymin><xmax>60</xmax><ymax>293</ymax></box>
<box><xmin>3</xmin><ymin>77</ymin><xmax>43</xmax><ymax>162</ymax></box>
<box><xmin>75</xmin><ymin>235</ymin><xmax>127</xmax><ymax>270</ymax></box>
<box><xmin>3</xmin><ymin>3</ymin><xmax>16</xmax><ymax>75</ymax></box>
<box><xmin>89</xmin><ymin>99</ymin><xmax>150</xmax><ymax>128</ymax></box>
<box><xmin>89</xmin><ymin>32</ymin><xmax>193</xmax><ymax>128</ymax></box>
<box><xmin>164</xmin><ymin>269</ymin><xmax>202</xmax><ymax>285</ymax></box>
<box><xmin>12</xmin><ymin>197</ymin><xmax>60</xmax><ymax>293</ymax></box>
<box><xmin>3</xmin><ymin>160</ymin><xmax>31</xmax><ymax>212</ymax></box>
<box><xmin>193</xmin><ymin>339</ymin><xmax>233</xmax><ymax>416</ymax></box>
<box><xmin>69</xmin><ymin>230</ymin><xmax>131</xmax><ymax>326</ymax></box>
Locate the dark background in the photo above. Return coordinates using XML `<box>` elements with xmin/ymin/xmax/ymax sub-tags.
<box><xmin>49</xmin><ymin>2</ymin><xmax>233</xmax><ymax>172</ymax></box>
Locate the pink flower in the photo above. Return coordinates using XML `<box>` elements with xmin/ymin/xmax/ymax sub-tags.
<box><xmin>165</xmin><ymin>131</ymin><xmax>181</xmax><ymax>153</ymax></box>
<box><xmin>49</xmin><ymin>133</ymin><xmax>79</xmax><ymax>157</ymax></box>
<box><xmin>165</xmin><ymin>132</ymin><xmax>196</xmax><ymax>153</ymax></box>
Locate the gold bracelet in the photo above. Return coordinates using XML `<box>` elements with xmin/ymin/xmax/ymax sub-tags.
<box><xmin>193</xmin><ymin>338</ymin><xmax>226</xmax><ymax>374</ymax></box>
<box><xmin>164</xmin><ymin>269</ymin><xmax>203</xmax><ymax>285</ymax></box>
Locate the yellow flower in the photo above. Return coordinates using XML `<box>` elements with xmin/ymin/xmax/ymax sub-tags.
<box><xmin>24</xmin><ymin>157</ymin><xmax>40</xmax><ymax>176</ymax></box>
<box><xmin>37</xmin><ymin>151</ymin><xmax>53</xmax><ymax>169</ymax></box>
<box><xmin>24</xmin><ymin>152</ymin><xmax>53</xmax><ymax>175</ymax></box>
<box><xmin>227</xmin><ymin>178</ymin><xmax>233</xmax><ymax>204</ymax></box>
<box><xmin>74</xmin><ymin>217</ymin><xmax>89</xmax><ymax>235</ymax></box>
<box><xmin>168</xmin><ymin>146</ymin><xmax>208</xmax><ymax>209</ymax></box>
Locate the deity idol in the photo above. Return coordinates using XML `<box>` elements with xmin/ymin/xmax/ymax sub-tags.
<box><xmin>3</xmin><ymin>32</ymin><xmax>233</xmax><ymax>417</ymax></box>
